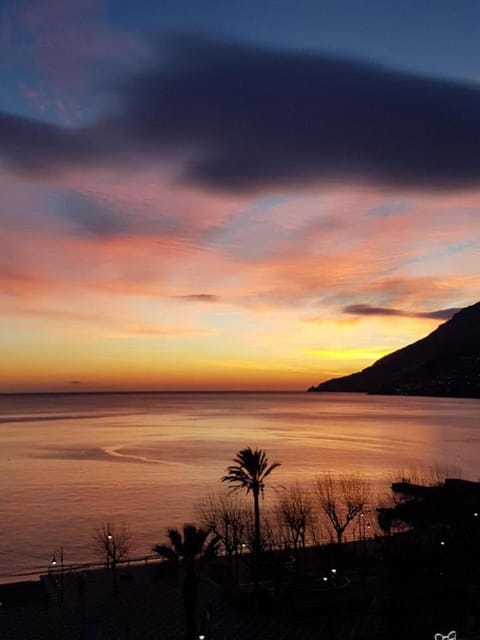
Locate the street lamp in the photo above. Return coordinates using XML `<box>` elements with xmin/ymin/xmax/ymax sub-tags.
<box><xmin>105</xmin><ymin>523</ymin><xmax>120</xmax><ymax>594</ymax></box>
<box><xmin>359</xmin><ymin>512</ymin><xmax>365</xmax><ymax>542</ymax></box>
<box><xmin>50</xmin><ymin>546</ymin><xmax>64</xmax><ymax>605</ymax></box>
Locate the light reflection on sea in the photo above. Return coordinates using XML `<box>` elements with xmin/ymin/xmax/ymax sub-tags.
<box><xmin>1</xmin><ymin>391</ymin><xmax>480</xmax><ymax>580</ymax></box>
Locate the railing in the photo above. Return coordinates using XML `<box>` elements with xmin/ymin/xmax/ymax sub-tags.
<box><xmin>0</xmin><ymin>553</ymin><xmax>165</xmax><ymax>584</ymax></box>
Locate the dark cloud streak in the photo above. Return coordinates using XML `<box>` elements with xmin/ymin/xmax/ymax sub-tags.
<box><xmin>0</xmin><ymin>112</ymin><xmax>95</xmax><ymax>172</ymax></box>
<box><xmin>1</xmin><ymin>35</ymin><xmax>480</xmax><ymax>191</ymax></box>
<box><xmin>177</xmin><ymin>294</ymin><xmax>220</xmax><ymax>302</ymax></box>
<box><xmin>343</xmin><ymin>304</ymin><xmax>461</xmax><ymax>320</ymax></box>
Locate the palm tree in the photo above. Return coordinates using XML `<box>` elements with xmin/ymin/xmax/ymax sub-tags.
<box><xmin>153</xmin><ymin>524</ymin><xmax>219</xmax><ymax>640</ymax></box>
<box><xmin>222</xmin><ymin>447</ymin><xmax>280</xmax><ymax>586</ymax></box>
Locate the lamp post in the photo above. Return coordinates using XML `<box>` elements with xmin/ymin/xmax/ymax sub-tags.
<box><xmin>106</xmin><ymin>523</ymin><xmax>113</xmax><ymax>569</ymax></box>
<box><xmin>105</xmin><ymin>523</ymin><xmax>120</xmax><ymax>594</ymax></box>
<box><xmin>358</xmin><ymin>511</ymin><xmax>366</xmax><ymax>559</ymax></box>
<box><xmin>50</xmin><ymin>546</ymin><xmax>64</xmax><ymax>605</ymax></box>
<box><xmin>234</xmin><ymin>541</ymin><xmax>247</xmax><ymax>584</ymax></box>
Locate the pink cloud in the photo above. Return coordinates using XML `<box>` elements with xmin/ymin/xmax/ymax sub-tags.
<box><xmin>58</xmin><ymin>167</ymin><xmax>246</xmax><ymax>233</ymax></box>
<box><xmin>204</xmin><ymin>187</ymin><xmax>480</xmax><ymax>312</ymax></box>
<box><xmin>2</xmin><ymin>176</ymin><xmax>480</xmax><ymax>330</ymax></box>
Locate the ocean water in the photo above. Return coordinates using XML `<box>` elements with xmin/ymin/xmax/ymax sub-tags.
<box><xmin>1</xmin><ymin>391</ymin><xmax>480</xmax><ymax>581</ymax></box>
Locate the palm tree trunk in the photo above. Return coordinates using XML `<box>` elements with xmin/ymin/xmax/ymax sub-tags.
<box><xmin>253</xmin><ymin>487</ymin><xmax>260</xmax><ymax>589</ymax></box>
<box><xmin>183</xmin><ymin>563</ymin><xmax>197</xmax><ymax>640</ymax></box>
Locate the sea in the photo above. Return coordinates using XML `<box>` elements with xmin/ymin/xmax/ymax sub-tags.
<box><xmin>1</xmin><ymin>391</ymin><xmax>480</xmax><ymax>582</ymax></box>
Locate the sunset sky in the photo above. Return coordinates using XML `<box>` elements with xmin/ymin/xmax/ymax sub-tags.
<box><xmin>2</xmin><ymin>0</ymin><xmax>480</xmax><ymax>392</ymax></box>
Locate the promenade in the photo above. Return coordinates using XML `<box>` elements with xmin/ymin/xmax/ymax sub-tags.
<box><xmin>2</xmin><ymin>543</ymin><xmax>480</xmax><ymax>639</ymax></box>
<box><xmin>0</xmin><ymin>558</ymin><xmax>380</xmax><ymax>640</ymax></box>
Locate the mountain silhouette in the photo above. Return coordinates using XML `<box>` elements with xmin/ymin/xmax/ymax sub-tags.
<box><xmin>308</xmin><ymin>301</ymin><xmax>480</xmax><ymax>398</ymax></box>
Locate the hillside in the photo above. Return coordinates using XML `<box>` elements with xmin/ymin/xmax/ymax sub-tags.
<box><xmin>308</xmin><ymin>301</ymin><xmax>480</xmax><ymax>398</ymax></box>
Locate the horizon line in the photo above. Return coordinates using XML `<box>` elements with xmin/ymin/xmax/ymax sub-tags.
<box><xmin>0</xmin><ymin>389</ymin><xmax>306</xmax><ymax>397</ymax></box>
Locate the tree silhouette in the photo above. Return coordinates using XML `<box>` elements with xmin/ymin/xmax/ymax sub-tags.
<box><xmin>315</xmin><ymin>474</ymin><xmax>371</xmax><ymax>546</ymax></box>
<box><xmin>275</xmin><ymin>483</ymin><xmax>314</xmax><ymax>551</ymax></box>
<box><xmin>199</xmin><ymin>491</ymin><xmax>248</xmax><ymax>581</ymax></box>
<box><xmin>93</xmin><ymin>522</ymin><xmax>130</xmax><ymax>595</ymax></box>
<box><xmin>153</xmin><ymin>524</ymin><xmax>218</xmax><ymax>640</ymax></box>
<box><xmin>222</xmin><ymin>447</ymin><xmax>280</xmax><ymax>587</ymax></box>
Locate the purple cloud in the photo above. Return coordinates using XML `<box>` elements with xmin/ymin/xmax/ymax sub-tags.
<box><xmin>343</xmin><ymin>304</ymin><xmax>461</xmax><ymax>320</ymax></box>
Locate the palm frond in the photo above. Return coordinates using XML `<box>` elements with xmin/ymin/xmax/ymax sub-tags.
<box><xmin>203</xmin><ymin>534</ymin><xmax>221</xmax><ymax>559</ymax></box>
<box><xmin>183</xmin><ymin>524</ymin><xmax>209</xmax><ymax>559</ymax></box>
<box><xmin>152</xmin><ymin>544</ymin><xmax>177</xmax><ymax>561</ymax></box>
<box><xmin>155</xmin><ymin>523</ymin><xmax>217</xmax><ymax>563</ymax></box>
<box><xmin>222</xmin><ymin>447</ymin><xmax>281</xmax><ymax>493</ymax></box>
<box><xmin>166</xmin><ymin>528</ymin><xmax>184</xmax><ymax>554</ymax></box>
<box><xmin>263</xmin><ymin>461</ymin><xmax>281</xmax><ymax>479</ymax></box>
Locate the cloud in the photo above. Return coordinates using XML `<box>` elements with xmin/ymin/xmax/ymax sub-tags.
<box><xmin>2</xmin><ymin>173</ymin><xmax>480</xmax><ymax>321</ymax></box>
<box><xmin>2</xmin><ymin>35</ymin><xmax>480</xmax><ymax>191</ymax></box>
<box><xmin>344</xmin><ymin>304</ymin><xmax>411</xmax><ymax>317</ymax></box>
<box><xmin>423</xmin><ymin>308</ymin><xmax>462</xmax><ymax>320</ymax></box>
<box><xmin>0</xmin><ymin>110</ymin><xmax>98</xmax><ymax>172</ymax></box>
<box><xmin>117</xmin><ymin>323</ymin><xmax>216</xmax><ymax>337</ymax></box>
<box><xmin>53</xmin><ymin>192</ymin><xmax>129</xmax><ymax>237</ymax></box>
<box><xmin>1</xmin><ymin>304</ymin><xmax>110</xmax><ymax>324</ymax></box>
<box><xmin>343</xmin><ymin>303</ymin><xmax>461</xmax><ymax>320</ymax></box>
<box><xmin>177</xmin><ymin>294</ymin><xmax>220</xmax><ymax>302</ymax></box>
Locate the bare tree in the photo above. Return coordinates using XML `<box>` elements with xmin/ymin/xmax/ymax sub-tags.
<box><xmin>241</xmin><ymin>508</ymin><xmax>279</xmax><ymax>554</ymax></box>
<box><xmin>275</xmin><ymin>483</ymin><xmax>314</xmax><ymax>551</ymax></box>
<box><xmin>198</xmin><ymin>491</ymin><xmax>247</xmax><ymax>560</ymax></box>
<box><xmin>315</xmin><ymin>474</ymin><xmax>371</xmax><ymax>546</ymax></box>
<box><xmin>93</xmin><ymin>522</ymin><xmax>131</xmax><ymax>594</ymax></box>
<box><xmin>261</xmin><ymin>513</ymin><xmax>279</xmax><ymax>553</ymax></box>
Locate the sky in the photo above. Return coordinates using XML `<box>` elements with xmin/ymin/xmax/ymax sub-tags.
<box><xmin>1</xmin><ymin>0</ymin><xmax>480</xmax><ymax>392</ymax></box>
